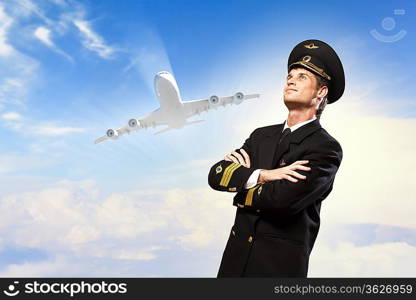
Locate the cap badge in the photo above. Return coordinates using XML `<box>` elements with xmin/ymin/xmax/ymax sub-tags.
<box><xmin>304</xmin><ymin>43</ymin><xmax>319</xmax><ymax>49</ymax></box>
<box><xmin>302</xmin><ymin>55</ymin><xmax>311</xmax><ymax>62</ymax></box>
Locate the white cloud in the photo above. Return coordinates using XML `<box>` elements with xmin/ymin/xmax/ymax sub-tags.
<box><xmin>93</xmin><ymin>187</ymin><xmax>235</xmax><ymax>250</ymax></box>
<box><xmin>0</xmin><ymin>112</ymin><xmax>86</xmax><ymax>137</ymax></box>
<box><xmin>1</xmin><ymin>111</ymin><xmax>22</xmax><ymax>120</ymax></box>
<box><xmin>94</xmin><ymin>190</ymin><xmax>169</xmax><ymax>239</ymax></box>
<box><xmin>0</xmin><ymin>253</ymin><xmax>165</xmax><ymax>277</ymax></box>
<box><xmin>95</xmin><ymin>246</ymin><xmax>164</xmax><ymax>261</ymax></box>
<box><xmin>64</xmin><ymin>224</ymin><xmax>101</xmax><ymax>244</ymax></box>
<box><xmin>11</xmin><ymin>0</ymin><xmax>52</xmax><ymax>25</ymax></box>
<box><xmin>309</xmin><ymin>241</ymin><xmax>416</xmax><ymax>277</ymax></box>
<box><xmin>32</xmin><ymin>124</ymin><xmax>86</xmax><ymax>136</ymax></box>
<box><xmin>307</xmin><ymin>223</ymin><xmax>416</xmax><ymax>276</ymax></box>
<box><xmin>33</xmin><ymin>26</ymin><xmax>73</xmax><ymax>61</ymax></box>
<box><xmin>0</xmin><ymin>179</ymin><xmax>234</xmax><ymax>269</ymax></box>
<box><xmin>34</xmin><ymin>26</ymin><xmax>53</xmax><ymax>46</ymax></box>
<box><xmin>319</xmin><ymin>111</ymin><xmax>416</xmax><ymax>228</ymax></box>
<box><xmin>0</xmin><ymin>109</ymin><xmax>24</xmax><ymax>130</ymax></box>
<box><xmin>0</xmin><ymin>111</ymin><xmax>86</xmax><ymax>137</ymax></box>
<box><xmin>2</xmin><ymin>176</ymin><xmax>414</xmax><ymax>277</ymax></box>
<box><xmin>0</xmin><ymin>77</ymin><xmax>27</xmax><ymax>107</ymax></box>
<box><xmin>0</xmin><ymin>4</ymin><xmax>39</xmax><ymax>108</ymax></box>
<box><xmin>73</xmin><ymin>19</ymin><xmax>115</xmax><ymax>59</ymax></box>
<box><xmin>0</xmin><ymin>255</ymin><xmax>81</xmax><ymax>277</ymax></box>
<box><xmin>0</xmin><ymin>5</ymin><xmax>14</xmax><ymax>56</ymax></box>
<box><xmin>0</xmin><ymin>154</ymin><xmax>54</xmax><ymax>174</ymax></box>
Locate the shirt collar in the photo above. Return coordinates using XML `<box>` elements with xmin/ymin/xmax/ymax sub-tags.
<box><xmin>283</xmin><ymin>116</ymin><xmax>317</xmax><ymax>133</ymax></box>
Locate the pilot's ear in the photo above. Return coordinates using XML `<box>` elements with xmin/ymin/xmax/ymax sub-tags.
<box><xmin>317</xmin><ymin>85</ymin><xmax>328</xmax><ymax>99</ymax></box>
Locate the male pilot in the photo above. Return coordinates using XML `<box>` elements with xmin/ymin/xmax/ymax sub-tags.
<box><xmin>208</xmin><ymin>39</ymin><xmax>344</xmax><ymax>277</ymax></box>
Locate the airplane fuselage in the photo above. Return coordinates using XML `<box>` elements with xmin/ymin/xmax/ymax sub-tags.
<box><xmin>154</xmin><ymin>71</ymin><xmax>187</xmax><ymax>126</ymax></box>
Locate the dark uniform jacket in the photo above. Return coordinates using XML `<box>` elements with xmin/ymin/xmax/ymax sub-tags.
<box><xmin>208</xmin><ymin>119</ymin><xmax>342</xmax><ymax>277</ymax></box>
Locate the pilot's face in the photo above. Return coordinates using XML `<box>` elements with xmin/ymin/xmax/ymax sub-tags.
<box><xmin>283</xmin><ymin>67</ymin><xmax>320</xmax><ymax>109</ymax></box>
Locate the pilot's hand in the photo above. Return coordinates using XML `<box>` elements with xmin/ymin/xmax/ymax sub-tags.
<box><xmin>224</xmin><ymin>148</ymin><xmax>251</xmax><ymax>168</ymax></box>
<box><xmin>258</xmin><ymin>160</ymin><xmax>311</xmax><ymax>183</ymax></box>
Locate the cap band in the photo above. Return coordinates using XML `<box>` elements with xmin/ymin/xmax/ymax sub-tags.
<box><xmin>289</xmin><ymin>61</ymin><xmax>331</xmax><ymax>81</ymax></box>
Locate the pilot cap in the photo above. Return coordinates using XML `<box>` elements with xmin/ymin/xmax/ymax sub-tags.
<box><xmin>287</xmin><ymin>39</ymin><xmax>345</xmax><ymax>103</ymax></box>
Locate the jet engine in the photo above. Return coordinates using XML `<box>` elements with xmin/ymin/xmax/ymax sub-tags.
<box><xmin>106</xmin><ymin>128</ymin><xmax>118</xmax><ymax>138</ymax></box>
<box><xmin>233</xmin><ymin>92</ymin><xmax>244</xmax><ymax>104</ymax></box>
<box><xmin>209</xmin><ymin>95</ymin><xmax>220</xmax><ymax>106</ymax></box>
<box><xmin>128</xmin><ymin>118</ymin><xmax>141</xmax><ymax>129</ymax></box>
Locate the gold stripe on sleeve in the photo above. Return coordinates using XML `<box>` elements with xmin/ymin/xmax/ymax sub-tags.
<box><xmin>222</xmin><ymin>164</ymin><xmax>241</xmax><ymax>187</ymax></box>
<box><xmin>245</xmin><ymin>185</ymin><xmax>259</xmax><ymax>206</ymax></box>
<box><xmin>220</xmin><ymin>163</ymin><xmax>237</xmax><ymax>186</ymax></box>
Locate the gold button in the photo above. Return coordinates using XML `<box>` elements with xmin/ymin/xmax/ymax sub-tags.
<box><xmin>248</xmin><ymin>236</ymin><xmax>253</xmax><ymax>243</ymax></box>
<box><xmin>232</xmin><ymin>230</ymin><xmax>235</xmax><ymax>236</ymax></box>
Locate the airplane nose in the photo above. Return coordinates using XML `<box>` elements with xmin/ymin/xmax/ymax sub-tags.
<box><xmin>154</xmin><ymin>73</ymin><xmax>165</xmax><ymax>86</ymax></box>
<box><xmin>155</xmin><ymin>71</ymin><xmax>172</xmax><ymax>86</ymax></box>
<box><xmin>154</xmin><ymin>71</ymin><xmax>171</xmax><ymax>95</ymax></box>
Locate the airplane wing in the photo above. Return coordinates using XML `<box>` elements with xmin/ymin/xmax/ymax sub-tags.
<box><xmin>94</xmin><ymin>92</ymin><xmax>260</xmax><ymax>144</ymax></box>
<box><xmin>94</xmin><ymin>109</ymin><xmax>168</xmax><ymax>144</ymax></box>
<box><xmin>94</xmin><ymin>124</ymin><xmax>135</xmax><ymax>144</ymax></box>
<box><xmin>182</xmin><ymin>92</ymin><xmax>260</xmax><ymax>119</ymax></box>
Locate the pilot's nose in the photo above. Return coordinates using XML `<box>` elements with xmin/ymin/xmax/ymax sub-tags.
<box><xmin>287</xmin><ymin>77</ymin><xmax>296</xmax><ymax>86</ymax></box>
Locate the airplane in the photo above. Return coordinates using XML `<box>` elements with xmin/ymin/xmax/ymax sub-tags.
<box><xmin>94</xmin><ymin>71</ymin><xmax>260</xmax><ymax>144</ymax></box>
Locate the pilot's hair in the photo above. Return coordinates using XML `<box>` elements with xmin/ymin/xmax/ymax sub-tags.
<box><xmin>315</xmin><ymin>75</ymin><xmax>329</xmax><ymax>119</ymax></box>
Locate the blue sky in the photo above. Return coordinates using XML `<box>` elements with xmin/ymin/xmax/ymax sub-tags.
<box><xmin>0</xmin><ymin>0</ymin><xmax>415</xmax><ymax>277</ymax></box>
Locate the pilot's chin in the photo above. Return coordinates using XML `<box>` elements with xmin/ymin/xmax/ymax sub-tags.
<box><xmin>283</xmin><ymin>95</ymin><xmax>299</xmax><ymax>104</ymax></box>
<box><xmin>283</xmin><ymin>97</ymin><xmax>303</xmax><ymax>109</ymax></box>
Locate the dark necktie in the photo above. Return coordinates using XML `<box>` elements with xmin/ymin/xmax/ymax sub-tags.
<box><xmin>278</xmin><ymin>128</ymin><xmax>291</xmax><ymax>144</ymax></box>
<box><xmin>272</xmin><ymin>128</ymin><xmax>291</xmax><ymax>167</ymax></box>
<box><xmin>273</xmin><ymin>128</ymin><xmax>291</xmax><ymax>166</ymax></box>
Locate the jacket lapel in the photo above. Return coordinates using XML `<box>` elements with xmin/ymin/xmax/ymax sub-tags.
<box><xmin>258</xmin><ymin>124</ymin><xmax>283</xmax><ymax>168</ymax></box>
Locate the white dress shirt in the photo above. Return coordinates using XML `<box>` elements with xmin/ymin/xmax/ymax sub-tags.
<box><xmin>244</xmin><ymin>116</ymin><xmax>317</xmax><ymax>189</ymax></box>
